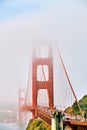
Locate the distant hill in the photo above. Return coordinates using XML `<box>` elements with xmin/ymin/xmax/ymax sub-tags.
<box><xmin>0</xmin><ymin>102</ymin><xmax>17</xmax><ymax>110</ymax></box>
<box><xmin>0</xmin><ymin>103</ymin><xmax>17</xmax><ymax>123</ymax></box>
<box><xmin>65</xmin><ymin>95</ymin><xmax>87</xmax><ymax>115</ymax></box>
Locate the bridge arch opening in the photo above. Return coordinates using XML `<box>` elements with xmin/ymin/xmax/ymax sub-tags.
<box><xmin>37</xmin><ymin>89</ymin><xmax>49</xmax><ymax>107</ymax></box>
<box><xmin>37</xmin><ymin>65</ymin><xmax>49</xmax><ymax>81</ymax></box>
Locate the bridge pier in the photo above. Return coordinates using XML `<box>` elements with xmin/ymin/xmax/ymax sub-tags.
<box><xmin>52</xmin><ymin>111</ymin><xmax>63</xmax><ymax>130</ymax></box>
<box><xmin>52</xmin><ymin>112</ymin><xmax>56</xmax><ymax>130</ymax></box>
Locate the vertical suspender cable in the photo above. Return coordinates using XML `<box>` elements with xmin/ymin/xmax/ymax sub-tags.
<box><xmin>56</xmin><ymin>46</ymin><xmax>82</xmax><ymax>115</ymax></box>
<box><xmin>24</xmin><ymin>63</ymin><xmax>31</xmax><ymax>105</ymax></box>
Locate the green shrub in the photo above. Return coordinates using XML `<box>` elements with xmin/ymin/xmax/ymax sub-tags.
<box><xmin>26</xmin><ymin>119</ymin><xmax>51</xmax><ymax>130</ymax></box>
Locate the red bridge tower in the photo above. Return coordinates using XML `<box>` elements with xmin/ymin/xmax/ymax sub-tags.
<box><xmin>32</xmin><ymin>46</ymin><xmax>54</xmax><ymax>118</ymax></box>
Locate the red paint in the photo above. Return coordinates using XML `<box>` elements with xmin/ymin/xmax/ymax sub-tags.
<box><xmin>32</xmin><ymin>46</ymin><xmax>54</xmax><ymax>118</ymax></box>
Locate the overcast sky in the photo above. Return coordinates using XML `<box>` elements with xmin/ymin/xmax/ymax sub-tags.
<box><xmin>0</xmin><ymin>0</ymin><xmax>87</xmax><ymax>105</ymax></box>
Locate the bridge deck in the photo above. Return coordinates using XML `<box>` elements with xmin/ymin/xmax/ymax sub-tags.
<box><xmin>37</xmin><ymin>108</ymin><xmax>87</xmax><ymax>128</ymax></box>
<box><xmin>65</xmin><ymin>120</ymin><xmax>87</xmax><ymax>126</ymax></box>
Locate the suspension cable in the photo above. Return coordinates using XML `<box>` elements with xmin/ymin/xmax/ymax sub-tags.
<box><xmin>56</xmin><ymin>46</ymin><xmax>82</xmax><ymax>115</ymax></box>
<box><xmin>24</xmin><ymin>62</ymin><xmax>31</xmax><ymax>105</ymax></box>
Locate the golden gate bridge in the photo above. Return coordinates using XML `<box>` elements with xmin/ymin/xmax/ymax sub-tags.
<box><xmin>18</xmin><ymin>44</ymin><xmax>87</xmax><ymax>130</ymax></box>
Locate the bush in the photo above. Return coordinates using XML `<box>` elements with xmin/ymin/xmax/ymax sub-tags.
<box><xmin>26</xmin><ymin>119</ymin><xmax>51</xmax><ymax>130</ymax></box>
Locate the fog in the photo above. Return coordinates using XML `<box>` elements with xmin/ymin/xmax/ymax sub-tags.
<box><xmin>0</xmin><ymin>0</ymin><xmax>87</xmax><ymax>105</ymax></box>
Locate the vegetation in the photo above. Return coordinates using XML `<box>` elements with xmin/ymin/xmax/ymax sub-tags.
<box><xmin>65</xmin><ymin>95</ymin><xmax>87</xmax><ymax>115</ymax></box>
<box><xmin>26</xmin><ymin>95</ymin><xmax>87</xmax><ymax>129</ymax></box>
<box><xmin>26</xmin><ymin>119</ymin><xmax>51</xmax><ymax>130</ymax></box>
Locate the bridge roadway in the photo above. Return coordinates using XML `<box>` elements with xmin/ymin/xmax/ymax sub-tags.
<box><xmin>20</xmin><ymin>105</ymin><xmax>87</xmax><ymax>129</ymax></box>
<box><xmin>37</xmin><ymin>106</ymin><xmax>87</xmax><ymax>130</ymax></box>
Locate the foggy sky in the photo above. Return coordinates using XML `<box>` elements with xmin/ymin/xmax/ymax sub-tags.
<box><xmin>0</xmin><ymin>0</ymin><xmax>87</xmax><ymax>105</ymax></box>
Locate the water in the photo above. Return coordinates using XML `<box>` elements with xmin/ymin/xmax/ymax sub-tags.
<box><xmin>0</xmin><ymin>123</ymin><xmax>26</xmax><ymax>130</ymax></box>
<box><xmin>0</xmin><ymin>123</ymin><xmax>72</xmax><ymax>130</ymax></box>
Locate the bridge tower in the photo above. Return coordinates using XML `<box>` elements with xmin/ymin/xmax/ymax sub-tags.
<box><xmin>32</xmin><ymin>46</ymin><xmax>54</xmax><ymax>118</ymax></box>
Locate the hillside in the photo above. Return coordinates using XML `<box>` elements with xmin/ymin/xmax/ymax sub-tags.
<box><xmin>26</xmin><ymin>119</ymin><xmax>51</xmax><ymax>130</ymax></box>
<box><xmin>65</xmin><ymin>95</ymin><xmax>87</xmax><ymax>115</ymax></box>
